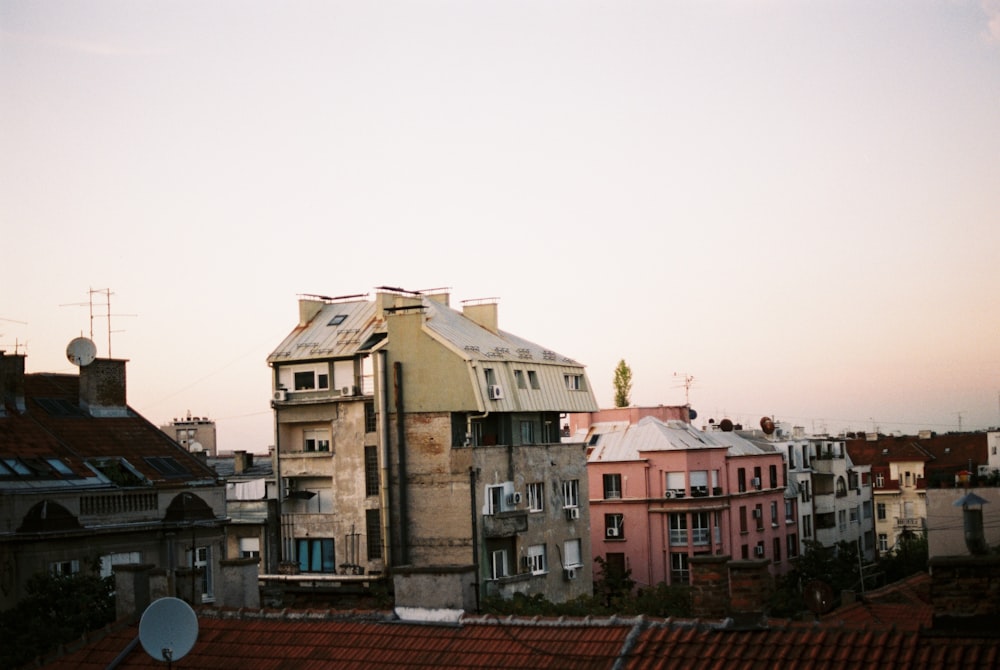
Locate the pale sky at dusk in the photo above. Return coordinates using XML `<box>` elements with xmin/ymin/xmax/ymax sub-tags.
<box><xmin>3</xmin><ymin>1</ymin><xmax>999</xmax><ymax>453</ymax></box>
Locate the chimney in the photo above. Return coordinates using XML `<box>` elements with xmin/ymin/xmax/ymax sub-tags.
<box><xmin>690</xmin><ymin>554</ymin><xmax>731</xmax><ymax>619</ymax></box>
<box><xmin>298</xmin><ymin>297</ymin><xmax>324</xmax><ymax>327</ymax></box>
<box><xmin>462</xmin><ymin>299</ymin><xmax>499</xmax><ymax>334</ymax></box>
<box><xmin>233</xmin><ymin>450</ymin><xmax>252</xmax><ymax>474</ymax></box>
<box><xmin>0</xmin><ymin>352</ymin><xmax>27</xmax><ymax>415</ymax></box>
<box><xmin>929</xmin><ymin>555</ymin><xmax>1000</xmax><ymax>631</ymax></box>
<box><xmin>79</xmin><ymin>358</ymin><xmax>129</xmax><ymax>417</ymax></box>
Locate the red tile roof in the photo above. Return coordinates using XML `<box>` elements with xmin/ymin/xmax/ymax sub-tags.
<box><xmin>1</xmin><ymin>373</ymin><xmax>216</xmax><ymax>486</ymax></box>
<box><xmin>822</xmin><ymin>572</ymin><xmax>932</xmax><ymax>631</ymax></box>
<box><xmin>38</xmin><ymin>606</ymin><xmax>1000</xmax><ymax>670</ymax></box>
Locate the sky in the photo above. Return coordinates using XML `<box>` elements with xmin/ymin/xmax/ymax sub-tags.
<box><xmin>2</xmin><ymin>1</ymin><xmax>1000</xmax><ymax>453</ymax></box>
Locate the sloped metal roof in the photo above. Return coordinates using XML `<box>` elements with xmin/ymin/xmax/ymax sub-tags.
<box><xmin>267</xmin><ymin>299</ymin><xmax>380</xmax><ymax>364</ymax></box>
<box><xmin>588</xmin><ymin>417</ymin><xmax>771</xmax><ymax>463</ymax></box>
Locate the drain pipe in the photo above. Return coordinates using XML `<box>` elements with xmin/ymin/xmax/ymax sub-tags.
<box><xmin>376</xmin><ymin>350</ymin><xmax>393</xmax><ymax>568</ymax></box>
<box><xmin>394</xmin><ymin>361</ymin><xmax>410</xmax><ymax>565</ymax></box>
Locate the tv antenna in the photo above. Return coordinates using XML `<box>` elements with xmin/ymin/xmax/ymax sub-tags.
<box><xmin>673</xmin><ymin>372</ymin><xmax>695</xmax><ymax>405</ymax></box>
<box><xmin>0</xmin><ymin>318</ymin><xmax>28</xmax><ymax>354</ymax></box>
<box><xmin>138</xmin><ymin>597</ymin><xmax>199</xmax><ymax>667</ymax></box>
<box><xmin>60</xmin><ymin>288</ymin><xmax>136</xmax><ymax>358</ymax></box>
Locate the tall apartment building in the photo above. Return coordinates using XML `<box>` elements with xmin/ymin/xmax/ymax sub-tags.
<box><xmin>267</xmin><ymin>288</ymin><xmax>598</xmax><ymax>609</ymax></box>
<box><xmin>161</xmin><ymin>411</ymin><xmax>218</xmax><ymax>457</ymax></box>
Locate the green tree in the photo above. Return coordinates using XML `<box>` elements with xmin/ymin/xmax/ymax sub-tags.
<box><xmin>0</xmin><ymin>570</ymin><xmax>115</xmax><ymax>668</ymax></box>
<box><xmin>613</xmin><ymin>359</ymin><xmax>633</xmax><ymax>408</ymax></box>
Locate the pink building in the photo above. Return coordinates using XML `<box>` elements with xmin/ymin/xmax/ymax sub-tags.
<box><xmin>585</xmin><ymin>416</ymin><xmax>795</xmax><ymax>590</ymax></box>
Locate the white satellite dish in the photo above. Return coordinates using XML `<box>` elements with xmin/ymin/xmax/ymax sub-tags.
<box><xmin>138</xmin><ymin>597</ymin><xmax>199</xmax><ymax>663</ymax></box>
<box><xmin>66</xmin><ymin>337</ymin><xmax>97</xmax><ymax>367</ymax></box>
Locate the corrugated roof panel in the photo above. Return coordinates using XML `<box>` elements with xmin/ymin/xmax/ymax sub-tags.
<box><xmin>267</xmin><ymin>300</ymin><xmax>379</xmax><ymax>364</ymax></box>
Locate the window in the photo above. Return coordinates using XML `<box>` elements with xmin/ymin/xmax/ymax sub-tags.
<box><xmin>875</xmin><ymin>473</ymin><xmax>885</xmax><ymax>487</ymax></box>
<box><xmin>520</xmin><ymin>421</ymin><xmax>534</xmax><ymax>444</ymax></box>
<box><xmin>773</xmin><ymin>538</ymin><xmax>782</xmax><ymax>563</ymax></box>
<box><xmin>769</xmin><ymin>464</ymin><xmax>778</xmax><ymax>489</ymax></box>
<box><xmin>605</xmin><ymin>514</ymin><xmax>625</xmax><ymax>539</ymax></box>
<box><xmin>787</xmin><ymin>534</ymin><xmax>798</xmax><ymax>558</ymax></box>
<box><xmin>670</xmin><ymin>553</ymin><xmax>689</xmax><ymax>584</ymax></box>
<box><xmin>739</xmin><ymin>506</ymin><xmax>748</xmax><ymax>533</ymax></box>
<box><xmin>876</xmin><ymin>502</ymin><xmax>887</xmax><ymax>521</ymax></box>
<box><xmin>755</xmin><ymin>504</ymin><xmax>764</xmax><ymax>531</ymax></box>
<box><xmin>563</xmin><ymin>539</ymin><xmax>582</xmax><ymax>568</ymax></box>
<box><xmin>665</xmin><ymin>471</ymin><xmax>685</xmax><ymax>497</ymax></box>
<box><xmin>836</xmin><ymin>477</ymin><xmax>847</xmax><ymax>497</ymax></box>
<box><xmin>691</xmin><ymin>512</ymin><xmax>709</xmax><ymax>545</ymax></box>
<box><xmin>526</xmin><ymin>544</ymin><xmax>547</xmax><ymax>574</ymax></box>
<box><xmin>304</xmin><ymin>429</ymin><xmax>330</xmax><ymax>452</ymax></box>
<box><xmin>364</xmin><ymin>401</ymin><xmax>377</xmax><ymax>433</ymax></box>
<box><xmin>562</xmin><ymin>480</ymin><xmax>579</xmax><ymax>508</ymax></box>
<box><xmin>690</xmin><ymin>470</ymin><xmax>708</xmax><ymax>496</ymax></box>
<box><xmin>850</xmin><ymin>506</ymin><xmax>859</xmax><ymax>524</ymax></box>
<box><xmin>293</xmin><ymin>368</ymin><xmax>329</xmax><ymax>391</ymax></box>
<box><xmin>484</xmin><ymin>368</ymin><xmax>497</xmax><ymax>386</ymax></box>
<box><xmin>239</xmin><ymin>538</ymin><xmax>260</xmax><ymax>559</ymax></box>
<box><xmin>527</xmin><ymin>482</ymin><xmax>544</xmax><ymax>512</ymax></box>
<box><xmin>770</xmin><ymin>501</ymin><xmax>778</xmax><ymax>525</ymax></box>
<box><xmin>328</xmin><ymin>314</ymin><xmax>347</xmax><ymax>326</ymax></box>
<box><xmin>187</xmin><ymin>545</ymin><xmax>214</xmax><ymax>601</ymax></box>
<box><xmin>100</xmin><ymin>552</ymin><xmax>140</xmax><ymax>578</ymax></box>
<box><xmin>514</xmin><ymin>369</ymin><xmax>526</xmax><ymax>389</ymax></box>
<box><xmin>800</xmin><ymin>480</ymin><xmax>811</xmax><ymax>503</ymax></box>
<box><xmin>491</xmin><ymin>549</ymin><xmax>509</xmax><ymax>580</ymax></box>
<box><xmin>366</xmin><ymin>509</ymin><xmax>382</xmax><ymax>560</ymax></box>
<box><xmin>785</xmin><ymin>499</ymin><xmax>795</xmax><ymax>522</ymax></box>
<box><xmin>50</xmin><ymin>560</ymin><xmax>80</xmax><ymax>576</ymax></box>
<box><xmin>487</xmin><ymin>485</ymin><xmax>505</xmax><ymax>515</ymax></box>
<box><xmin>364</xmin><ymin>446</ymin><xmax>379</xmax><ymax>496</ymax></box>
<box><xmin>741</xmin><ymin>544</ymin><xmax>749</xmax><ymax>559</ymax></box>
<box><xmin>838</xmin><ymin>509</ymin><xmax>847</xmax><ymax>531</ymax></box>
<box><xmin>527</xmin><ymin>371</ymin><xmax>540</xmax><ymax>389</ymax></box>
<box><xmin>669</xmin><ymin>513</ymin><xmax>688</xmax><ymax>544</ymax></box>
<box><xmin>298</xmin><ymin>538</ymin><xmax>335</xmax><ymax>573</ymax></box>
<box><xmin>878</xmin><ymin>533</ymin><xmax>889</xmax><ymax>552</ymax></box>
<box><xmin>862</xmin><ymin>500</ymin><xmax>872</xmax><ymax>519</ymax></box>
<box><xmin>802</xmin><ymin>514</ymin><xmax>813</xmax><ymax>538</ymax></box>
<box><xmin>603</xmin><ymin>473</ymin><xmax>622</xmax><ymax>499</ymax></box>
<box><xmin>737</xmin><ymin>468</ymin><xmax>746</xmax><ymax>493</ymax></box>
<box><xmin>564</xmin><ymin>374</ymin><xmax>583</xmax><ymax>390</ymax></box>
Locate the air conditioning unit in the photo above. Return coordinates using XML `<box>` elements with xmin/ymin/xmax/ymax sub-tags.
<box><xmin>755</xmin><ymin>545</ymin><xmax>765</xmax><ymax>557</ymax></box>
<box><xmin>606</xmin><ymin>527</ymin><xmax>620</xmax><ymax>538</ymax></box>
<box><xmin>752</xmin><ymin>508</ymin><xmax>762</xmax><ymax>518</ymax></box>
<box><xmin>564</xmin><ymin>567</ymin><xmax>578</xmax><ymax>581</ymax></box>
<box><xmin>565</xmin><ymin>507</ymin><xmax>580</xmax><ymax>520</ymax></box>
<box><xmin>283</xmin><ymin>477</ymin><xmax>296</xmax><ymax>491</ymax></box>
<box><xmin>273</xmin><ymin>389</ymin><xmax>288</xmax><ymax>402</ymax></box>
<box><xmin>506</xmin><ymin>492</ymin><xmax>522</xmax><ymax>506</ymax></box>
<box><xmin>488</xmin><ymin>384</ymin><xmax>504</xmax><ymax>400</ymax></box>
<box><xmin>341</xmin><ymin>386</ymin><xmax>357</xmax><ymax>397</ymax></box>
<box><xmin>751</xmin><ymin>477</ymin><xmax>761</xmax><ymax>489</ymax></box>
<box><xmin>664</xmin><ymin>490</ymin><xmax>674</xmax><ymax>499</ymax></box>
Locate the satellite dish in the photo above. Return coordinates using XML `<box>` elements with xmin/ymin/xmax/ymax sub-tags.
<box><xmin>760</xmin><ymin>417</ymin><xmax>775</xmax><ymax>435</ymax></box>
<box><xmin>138</xmin><ymin>597</ymin><xmax>199</xmax><ymax>663</ymax></box>
<box><xmin>719</xmin><ymin>418</ymin><xmax>734</xmax><ymax>432</ymax></box>
<box><xmin>803</xmin><ymin>580</ymin><xmax>835</xmax><ymax>614</ymax></box>
<box><xmin>66</xmin><ymin>337</ymin><xmax>97</xmax><ymax>367</ymax></box>
<box><xmin>688</xmin><ymin>408</ymin><xmax>698</xmax><ymax>420</ymax></box>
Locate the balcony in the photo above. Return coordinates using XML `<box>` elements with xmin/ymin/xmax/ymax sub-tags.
<box><xmin>483</xmin><ymin>511</ymin><xmax>528</xmax><ymax>538</ymax></box>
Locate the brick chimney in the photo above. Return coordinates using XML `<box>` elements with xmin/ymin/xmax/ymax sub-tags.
<box><xmin>929</xmin><ymin>554</ymin><xmax>1000</xmax><ymax>631</ymax></box>
<box><xmin>79</xmin><ymin>358</ymin><xmax>129</xmax><ymax>417</ymax></box>
<box><xmin>0</xmin><ymin>351</ymin><xmax>26</xmax><ymax>415</ymax></box>
<box><xmin>233</xmin><ymin>450</ymin><xmax>253</xmax><ymax>475</ymax></box>
<box><xmin>462</xmin><ymin>299</ymin><xmax>499</xmax><ymax>334</ymax></box>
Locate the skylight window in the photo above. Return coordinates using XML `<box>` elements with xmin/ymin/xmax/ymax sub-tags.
<box><xmin>3</xmin><ymin>458</ymin><xmax>32</xmax><ymax>476</ymax></box>
<box><xmin>328</xmin><ymin>314</ymin><xmax>348</xmax><ymax>326</ymax></box>
<box><xmin>46</xmin><ymin>458</ymin><xmax>75</xmax><ymax>476</ymax></box>
<box><xmin>144</xmin><ymin>456</ymin><xmax>191</xmax><ymax>478</ymax></box>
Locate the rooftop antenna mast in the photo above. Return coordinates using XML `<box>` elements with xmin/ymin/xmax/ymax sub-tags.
<box><xmin>673</xmin><ymin>372</ymin><xmax>695</xmax><ymax>406</ymax></box>
<box><xmin>60</xmin><ymin>288</ymin><xmax>136</xmax><ymax>357</ymax></box>
<box><xmin>0</xmin><ymin>317</ymin><xmax>29</xmax><ymax>354</ymax></box>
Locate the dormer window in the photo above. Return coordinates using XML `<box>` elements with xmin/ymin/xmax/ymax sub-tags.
<box><xmin>327</xmin><ymin>314</ymin><xmax>347</xmax><ymax>326</ymax></box>
<box><xmin>564</xmin><ymin>374</ymin><xmax>584</xmax><ymax>391</ymax></box>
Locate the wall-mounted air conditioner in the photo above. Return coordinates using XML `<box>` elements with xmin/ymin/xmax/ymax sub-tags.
<box><xmin>341</xmin><ymin>386</ymin><xmax>357</xmax><ymax>397</ymax></box>
<box><xmin>606</xmin><ymin>527</ymin><xmax>620</xmax><ymax>538</ymax></box>
<box><xmin>488</xmin><ymin>384</ymin><xmax>504</xmax><ymax>400</ymax></box>
<box><xmin>752</xmin><ymin>508</ymin><xmax>762</xmax><ymax>518</ymax></box>
<box><xmin>751</xmin><ymin>477</ymin><xmax>762</xmax><ymax>489</ymax></box>
<box><xmin>506</xmin><ymin>492</ymin><xmax>522</xmax><ymax>506</ymax></box>
<box><xmin>565</xmin><ymin>507</ymin><xmax>580</xmax><ymax>520</ymax></box>
<box><xmin>273</xmin><ymin>389</ymin><xmax>288</xmax><ymax>402</ymax></box>
<box><xmin>564</xmin><ymin>567</ymin><xmax>578</xmax><ymax>580</ymax></box>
